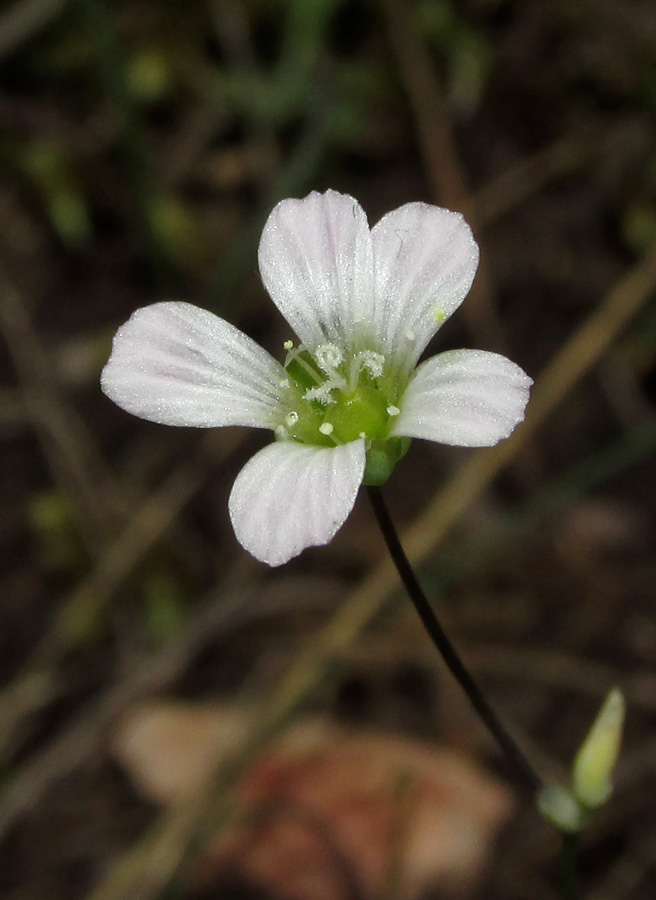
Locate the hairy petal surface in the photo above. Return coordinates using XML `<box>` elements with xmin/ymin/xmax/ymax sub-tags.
<box><xmin>229</xmin><ymin>439</ymin><xmax>366</xmax><ymax>566</ymax></box>
<box><xmin>258</xmin><ymin>191</ymin><xmax>375</xmax><ymax>353</ymax></box>
<box><xmin>391</xmin><ymin>350</ymin><xmax>532</xmax><ymax>447</ymax></box>
<box><xmin>101</xmin><ymin>302</ymin><xmax>288</xmax><ymax>428</ymax></box>
<box><xmin>371</xmin><ymin>204</ymin><xmax>479</xmax><ymax>372</ymax></box>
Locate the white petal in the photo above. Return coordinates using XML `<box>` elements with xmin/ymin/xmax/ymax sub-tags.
<box><xmin>229</xmin><ymin>439</ymin><xmax>366</xmax><ymax>566</ymax></box>
<box><xmin>101</xmin><ymin>302</ymin><xmax>288</xmax><ymax>428</ymax></box>
<box><xmin>257</xmin><ymin>191</ymin><xmax>375</xmax><ymax>353</ymax></box>
<box><xmin>391</xmin><ymin>350</ymin><xmax>532</xmax><ymax>447</ymax></box>
<box><xmin>371</xmin><ymin>203</ymin><xmax>479</xmax><ymax>370</ymax></box>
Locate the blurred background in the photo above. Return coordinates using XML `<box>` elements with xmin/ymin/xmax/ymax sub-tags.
<box><xmin>1</xmin><ymin>1</ymin><xmax>656</xmax><ymax>898</ymax></box>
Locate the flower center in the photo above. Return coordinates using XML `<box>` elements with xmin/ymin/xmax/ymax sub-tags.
<box><xmin>276</xmin><ymin>341</ymin><xmax>411</xmax><ymax>485</ymax></box>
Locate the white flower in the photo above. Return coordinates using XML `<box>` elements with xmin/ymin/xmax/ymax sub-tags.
<box><xmin>102</xmin><ymin>191</ymin><xmax>532</xmax><ymax>566</ymax></box>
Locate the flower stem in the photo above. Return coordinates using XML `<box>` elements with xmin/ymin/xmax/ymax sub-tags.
<box><xmin>367</xmin><ymin>485</ymin><xmax>542</xmax><ymax>795</ymax></box>
<box><xmin>560</xmin><ymin>832</ymin><xmax>580</xmax><ymax>900</ymax></box>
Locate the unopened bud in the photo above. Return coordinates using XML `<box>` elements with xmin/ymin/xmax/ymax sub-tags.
<box><xmin>573</xmin><ymin>688</ymin><xmax>625</xmax><ymax>810</ymax></box>
<box><xmin>537</xmin><ymin>783</ymin><xmax>584</xmax><ymax>833</ymax></box>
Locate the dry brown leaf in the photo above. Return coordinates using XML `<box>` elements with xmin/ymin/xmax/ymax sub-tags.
<box><xmin>113</xmin><ymin>702</ymin><xmax>514</xmax><ymax>900</ymax></box>
<box><xmin>113</xmin><ymin>701</ymin><xmax>251</xmax><ymax>804</ymax></box>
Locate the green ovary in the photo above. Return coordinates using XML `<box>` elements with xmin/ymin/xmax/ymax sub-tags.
<box><xmin>282</xmin><ymin>356</ymin><xmax>411</xmax><ymax>485</ymax></box>
<box><xmin>323</xmin><ymin>385</ymin><xmax>390</xmax><ymax>443</ymax></box>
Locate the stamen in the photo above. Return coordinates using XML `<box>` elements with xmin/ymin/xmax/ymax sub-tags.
<box><xmin>387</xmin><ymin>405</ymin><xmax>400</xmax><ymax>416</ymax></box>
<box><xmin>317</xmin><ymin>421</ymin><xmax>343</xmax><ymax>446</ymax></box>
<box><xmin>284</xmin><ymin>345</ymin><xmax>323</xmax><ymax>385</ymax></box>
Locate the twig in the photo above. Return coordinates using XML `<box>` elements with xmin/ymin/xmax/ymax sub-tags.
<box><xmin>208</xmin><ymin>0</ymin><xmax>279</xmax><ymax>193</ymax></box>
<box><xmin>0</xmin><ymin>575</ymin><xmax>259</xmax><ymax>836</ymax></box>
<box><xmin>0</xmin><ymin>0</ymin><xmax>69</xmax><ymax>60</ymax></box>
<box><xmin>473</xmin><ymin>124</ymin><xmax>601</xmax><ymax>227</ymax></box>
<box><xmin>380</xmin><ymin>0</ymin><xmax>506</xmax><ymax>352</ymax></box>
<box><xmin>0</xmin><ymin>430</ymin><xmax>241</xmax><ymax>753</ymax></box>
<box><xmin>0</xmin><ymin>573</ymin><xmax>344</xmax><ymax>838</ymax></box>
<box><xmin>472</xmin><ymin>645</ymin><xmax>656</xmax><ymax>714</ymax></box>
<box><xmin>395</xmin><ymin>238</ymin><xmax>656</xmax><ymax>568</ymax></box>
<box><xmin>0</xmin><ymin>265</ymin><xmax>119</xmax><ymax>548</ymax></box>
<box><xmin>77</xmin><ymin>0</ymin><xmax>167</xmax><ymax>279</ymax></box>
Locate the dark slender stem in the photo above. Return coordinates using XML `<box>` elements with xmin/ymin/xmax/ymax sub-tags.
<box><xmin>560</xmin><ymin>832</ymin><xmax>580</xmax><ymax>900</ymax></box>
<box><xmin>367</xmin><ymin>485</ymin><xmax>542</xmax><ymax>795</ymax></box>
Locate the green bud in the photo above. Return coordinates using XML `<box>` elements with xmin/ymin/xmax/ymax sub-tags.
<box><xmin>537</xmin><ymin>783</ymin><xmax>585</xmax><ymax>834</ymax></box>
<box><xmin>573</xmin><ymin>688</ymin><xmax>625</xmax><ymax>810</ymax></box>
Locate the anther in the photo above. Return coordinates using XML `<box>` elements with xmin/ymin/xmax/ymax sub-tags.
<box><xmin>319</xmin><ymin>422</ymin><xmax>334</xmax><ymax>435</ymax></box>
<box><xmin>283</xmin><ymin>340</ymin><xmax>294</xmax><ymax>350</ymax></box>
<box><xmin>387</xmin><ymin>405</ymin><xmax>400</xmax><ymax>416</ymax></box>
<box><xmin>285</xmin><ymin>412</ymin><xmax>299</xmax><ymax>428</ymax></box>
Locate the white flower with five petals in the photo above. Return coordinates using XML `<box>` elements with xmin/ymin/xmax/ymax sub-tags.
<box><xmin>102</xmin><ymin>191</ymin><xmax>532</xmax><ymax>566</ymax></box>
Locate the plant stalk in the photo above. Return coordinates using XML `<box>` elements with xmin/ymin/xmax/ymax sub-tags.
<box><xmin>367</xmin><ymin>485</ymin><xmax>541</xmax><ymax>795</ymax></box>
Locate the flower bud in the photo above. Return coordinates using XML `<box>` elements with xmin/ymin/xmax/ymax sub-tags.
<box><xmin>537</xmin><ymin>783</ymin><xmax>584</xmax><ymax>833</ymax></box>
<box><xmin>573</xmin><ymin>688</ymin><xmax>625</xmax><ymax>810</ymax></box>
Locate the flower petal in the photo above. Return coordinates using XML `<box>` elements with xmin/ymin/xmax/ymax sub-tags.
<box><xmin>101</xmin><ymin>301</ymin><xmax>288</xmax><ymax>428</ymax></box>
<box><xmin>257</xmin><ymin>191</ymin><xmax>375</xmax><ymax>353</ymax></box>
<box><xmin>229</xmin><ymin>439</ymin><xmax>366</xmax><ymax>566</ymax></box>
<box><xmin>371</xmin><ymin>203</ymin><xmax>479</xmax><ymax>371</ymax></box>
<box><xmin>391</xmin><ymin>350</ymin><xmax>532</xmax><ymax>447</ymax></box>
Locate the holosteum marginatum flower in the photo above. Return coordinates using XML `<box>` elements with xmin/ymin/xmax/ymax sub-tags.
<box><xmin>102</xmin><ymin>191</ymin><xmax>532</xmax><ymax>565</ymax></box>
